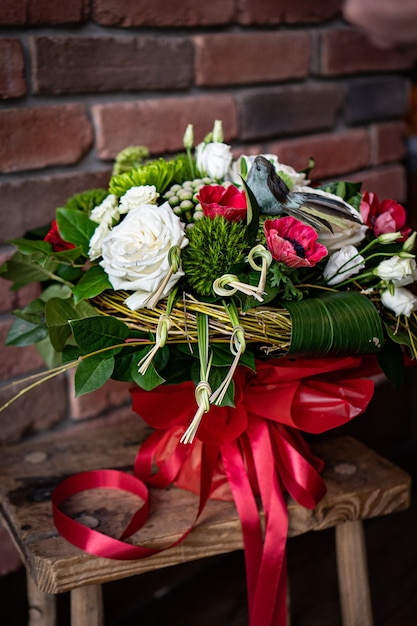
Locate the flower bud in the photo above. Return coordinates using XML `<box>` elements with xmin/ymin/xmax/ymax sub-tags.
<box><xmin>212</xmin><ymin>120</ymin><xmax>224</xmax><ymax>143</ymax></box>
<box><xmin>183</xmin><ymin>124</ymin><xmax>194</xmax><ymax>150</ymax></box>
<box><xmin>377</xmin><ymin>231</ymin><xmax>402</xmax><ymax>244</ymax></box>
<box><xmin>403</xmin><ymin>231</ymin><xmax>417</xmax><ymax>253</ymax></box>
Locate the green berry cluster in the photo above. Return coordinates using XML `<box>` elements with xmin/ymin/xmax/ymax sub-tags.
<box><xmin>163</xmin><ymin>178</ymin><xmax>214</xmax><ymax>224</ymax></box>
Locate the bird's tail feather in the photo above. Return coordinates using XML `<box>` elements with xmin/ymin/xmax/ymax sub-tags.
<box><xmin>301</xmin><ymin>192</ymin><xmax>361</xmax><ymax>223</ymax></box>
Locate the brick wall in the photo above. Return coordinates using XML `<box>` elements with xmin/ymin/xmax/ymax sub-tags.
<box><xmin>0</xmin><ymin>0</ymin><xmax>416</xmax><ymax>578</ymax></box>
<box><xmin>0</xmin><ymin>0</ymin><xmax>415</xmax><ymax>442</ymax></box>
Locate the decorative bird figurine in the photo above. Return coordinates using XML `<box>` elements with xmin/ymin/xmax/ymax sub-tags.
<box><xmin>246</xmin><ymin>155</ymin><xmax>362</xmax><ymax>232</ymax></box>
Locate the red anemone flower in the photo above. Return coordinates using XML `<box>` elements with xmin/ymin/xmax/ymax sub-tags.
<box><xmin>360</xmin><ymin>191</ymin><xmax>411</xmax><ymax>239</ymax></box>
<box><xmin>44</xmin><ymin>219</ymin><xmax>76</xmax><ymax>252</ymax></box>
<box><xmin>197</xmin><ymin>184</ymin><xmax>247</xmax><ymax>222</ymax></box>
<box><xmin>264</xmin><ymin>216</ymin><xmax>328</xmax><ymax>268</ymax></box>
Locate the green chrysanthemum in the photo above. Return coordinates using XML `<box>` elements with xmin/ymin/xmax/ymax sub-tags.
<box><xmin>108</xmin><ymin>154</ymin><xmax>193</xmax><ymax>197</ymax></box>
<box><xmin>182</xmin><ymin>216</ymin><xmax>247</xmax><ymax>296</ymax></box>
<box><xmin>112</xmin><ymin>146</ymin><xmax>150</xmax><ymax>176</ymax></box>
<box><xmin>64</xmin><ymin>189</ymin><xmax>108</xmax><ymax>214</ymax></box>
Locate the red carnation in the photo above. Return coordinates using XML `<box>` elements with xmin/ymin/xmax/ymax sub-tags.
<box><xmin>264</xmin><ymin>216</ymin><xmax>328</xmax><ymax>268</ymax></box>
<box><xmin>197</xmin><ymin>184</ymin><xmax>247</xmax><ymax>222</ymax></box>
<box><xmin>44</xmin><ymin>219</ymin><xmax>76</xmax><ymax>252</ymax></box>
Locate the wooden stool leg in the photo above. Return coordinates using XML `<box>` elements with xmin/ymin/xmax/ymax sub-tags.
<box><xmin>71</xmin><ymin>584</ymin><xmax>104</xmax><ymax>626</ymax></box>
<box><xmin>335</xmin><ymin>520</ymin><xmax>374</xmax><ymax>626</ymax></box>
<box><xmin>27</xmin><ymin>571</ymin><xmax>57</xmax><ymax>626</ymax></box>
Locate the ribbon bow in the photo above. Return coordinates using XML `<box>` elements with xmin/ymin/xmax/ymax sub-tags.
<box><xmin>53</xmin><ymin>356</ymin><xmax>376</xmax><ymax>626</ymax></box>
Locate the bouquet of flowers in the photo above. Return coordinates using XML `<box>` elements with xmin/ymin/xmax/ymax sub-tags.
<box><xmin>2</xmin><ymin>120</ymin><xmax>416</xmax><ymax>626</ymax></box>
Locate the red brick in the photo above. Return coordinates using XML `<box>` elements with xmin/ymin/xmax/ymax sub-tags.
<box><xmin>92</xmin><ymin>0</ymin><xmax>235</xmax><ymax>26</ymax></box>
<box><xmin>194</xmin><ymin>32</ymin><xmax>310</xmax><ymax>86</ymax></box>
<box><xmin>238</xmin><ymin>0</ymin><xmax>340</xmax><ymax>25</ymax></box>
<box><xmin>31</xmin><ymin>36</ymin><xmax>193</xmax><ymax>95</ymax></box>
<box><xmin>0</xmin><ymin>319</ymin><xmax>44</xmax><ymax>380</ymax></box>
<box><xmin>0</xmin><ymin>0</ymin><xmax>89</xmax><ymax>24</ymax></box>
<box><xmin>238</xmin><ymin>84</ymin><xmax>345</xmax><ymax>141</ymax></box>
<box><xmin>267</xmin><ymin>129</ymin><xmax>372</xmax><ymax>180</ymax></box>
<box><xmin>0</xmin><ymin>105</ymin><xmax>93</xmax><ymax>173</ymax></box>
<box><xmin>346</xmin><ymin>76</ymin><xmax>411</xmax><ymax>125</ymax></box>
<box><xmin>0</xmin><ymin>374</ymin><xmax>67</xmax><ymax>444</ymax></box>
<box><xmin>0</xmin><ymin>249</ymin><xmax>41</xmax><ymax>313</ymax></box>
<box><xmin>320</xmin><ymin>28</ymin><xmax>416</xmax><ymax>76</ymax></box>
<box><xmin>68</xmin><ymin>374</ymin><xmax>131</xmax><ymax>420</ymax></box>
<box><xmin>92</xmin><ymin>95</ymin><xmax>238</xmax><ymax>160</ymax></box>
<box><xmin>371</xmin><ymin>122</ymin><xmax>406</xmax><ymax>166</ymax></box>
<box><xmin>0</xmin><ymin>169</ymin><xmax>111</xmax><ymax>243</ymax></box>
<box><xmin>348</xmin><ymin>165</ymin><xmax>407</xmax><ymax>204</ymax></box>
<box><xmin>0</xmin><ymin>40</ymin><xmax>26</xmax><ymax>99</ymax></box>
<box><xmin>0</xmin><ymin>523</ymin><xmax>21</xmax><ymax>575</ymax></box>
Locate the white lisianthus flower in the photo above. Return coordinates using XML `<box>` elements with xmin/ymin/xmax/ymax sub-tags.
<box><xmin>90</xmin><ymin>194</ymin><xmax>119</xmax><ymax>225</ymax></box>
<box><xmin>195</xmin><ymin>141</ymin><xmax>233</xmax><ymax>180</ymax></box>
<box><xmin>381</xmin><ymin>287</ymin><xmax>417</xmax><ymax>317</ymax></box>
<box><xmin>375</xmin><ymin>255</ymin><xmax>417</xmax><ymax>286</ymax></box>
<box><xmin>100</xmin><ymin>202</ymin><xmax>188</xmax><ymax>310</ymax></box>
<box><xmin>88</xmin><ymin>222</ymin><xmax>112</xmax><ymax>261</ymax></box>
<box><xmin>323</xmin><ymin>245</ymin><xmax>366</xmax><ymax>286</ymax></box>
<box><xmin>119</xmin><ymin>185</ymin><xmax>159</xmax><ymax>215</ymax></box>
<box><xmin>318</xmin><ymin>222</ymin><xmax>368</xmax><ymax>252</ymax></box>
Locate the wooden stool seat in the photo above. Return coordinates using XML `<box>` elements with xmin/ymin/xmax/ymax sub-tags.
<box><xmin>0</xmin><ymin>422</ymin><xmax>411</xmax><ymax>626</ymax></box>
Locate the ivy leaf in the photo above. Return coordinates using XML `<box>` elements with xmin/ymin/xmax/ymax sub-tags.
<box><xmin>70</xmin><ymin>316</ymin><xmax>129</xmax><ymax>356</ymax></box>
<box><xmin>72</xmin><ymin>265</ymin><xmax>112</xmax><ymax>304</ymax></box>
<box><xmin>56</xmin><ymin>208</ymin><xmax>97</xmax><ymax>254</ymax></box>
<box><xmin>74</xmin><ymin>355</ymin><xmax>115</xmax><ymax>396</ymax></box>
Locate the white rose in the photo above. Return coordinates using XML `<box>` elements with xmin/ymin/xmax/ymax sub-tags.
<box><xmin>90</xmin><ymin>194</ymin><xmax>119</xmax><ymax>225</ymax></box>
<box><xmin>323</xmin><ymin>245</ymin><xmax>366</xmax><ymax>286</ymax></box>
<box><xmin>375</xmin><ymin>255</ymin><xmax>417</xmax><ymax>286</ymax></box>
<box><xmin>88</xmin><ymin>222</ymin><xmax>112</xmax><ymax>261</ymax></box>
<box><xmin>119</xmin><ymin>185</ymin><xmax>159</xmax><ymax>215</ymax></box>
<box><xmin>318</xmin><ymin>223</ymin><xmax>368</xmax><ymax>252</ymax></box>
<box><xmin>100</xmin><ymin>202</ymin><xmax>188</xmax><ymax>310</ymax></box>
<box><xmin>195</xmin><ymin>141</ymin><xmax>233</xmax><ymax>180</ymax></box>
<box><xmin>381</xmin><ymin>287</ymin><xmax>417</xmax><ymax>317</ymax></box>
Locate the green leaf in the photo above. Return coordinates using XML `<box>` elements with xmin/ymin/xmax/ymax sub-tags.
<box><xmin>242</xmin><ymin>177</ymin><xmax>260</xmax><ymax>248</ymax></box>
<box><xmin>376</xmin><ymin>340</ymin><xmax>405</xmax><ymax>390</ymax></box>
<box><xmin>41</xmin><ymin>284</ymin><xmax>73</xmax><ymax>301</ymax></box>
<box><xmin>74</xmin><ymin>355</ymin><xmax>115</xmax><ymax>396</ymax></box>
<box><xmin>7</xmin><ymin>238</ymin><xmax>52</xmax><ymax>257</ymax></box>
<box><xmin>56</xmin><ymin>208</ymin><xmax>97</xmax><ymax>253</ymax></box>
<box><xmin>131</xmin><ymin>350</ymin><xmax>165</xmax><ymax>390</ymax></box>
<box><xmin>0</xmin><ymin>251</ymin><xmax>59</xmax><ymax>288</ymax></box>
<box><xmin>285</xmin><ymin>292</ymin><xmax>385</xmax><ymax>356</ymax></box>
<box><xmin>45</xmin><ymin>298</ymin><xmax>80</xmax><ymax>351</ymax></box>
<box><xmin>209</xmin><ymin>367</ymin><xmax>235</xmax><ymax>407</ymax></box>
<box><xmin>36</xmin><ymin>336</ymin><xmax>63</xmax><ymax>369</ymax></box>
<box><xmin>70</xmin><ymin>316</ymin><xmax>130</xmax><ymax>355</ymax></box>
<box><xmin>50</xmin><ymin>245</ymin><xmax>86</xmax><ymax>263</ymax></box>
<box><xmin>6</xmin><ymin>317</ymin><xmax>48</xmax><ymax>346</ymax></box>
<box><xmin>72</xmin><ymin>265</ymin><xmax>112</xmax><ymax>304</ymax></box>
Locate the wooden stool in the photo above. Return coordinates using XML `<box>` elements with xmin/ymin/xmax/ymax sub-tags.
<box><xmin>0</xmin><ymin>423</ymin><xmax>411</xmax><ymax>626</ymax></box>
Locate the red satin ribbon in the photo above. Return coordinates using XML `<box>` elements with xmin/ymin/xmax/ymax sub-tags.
<box><xmin>52</xmin><ymin>356</ymin><xmax>377</xmax><ymax>625</ymax></box>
